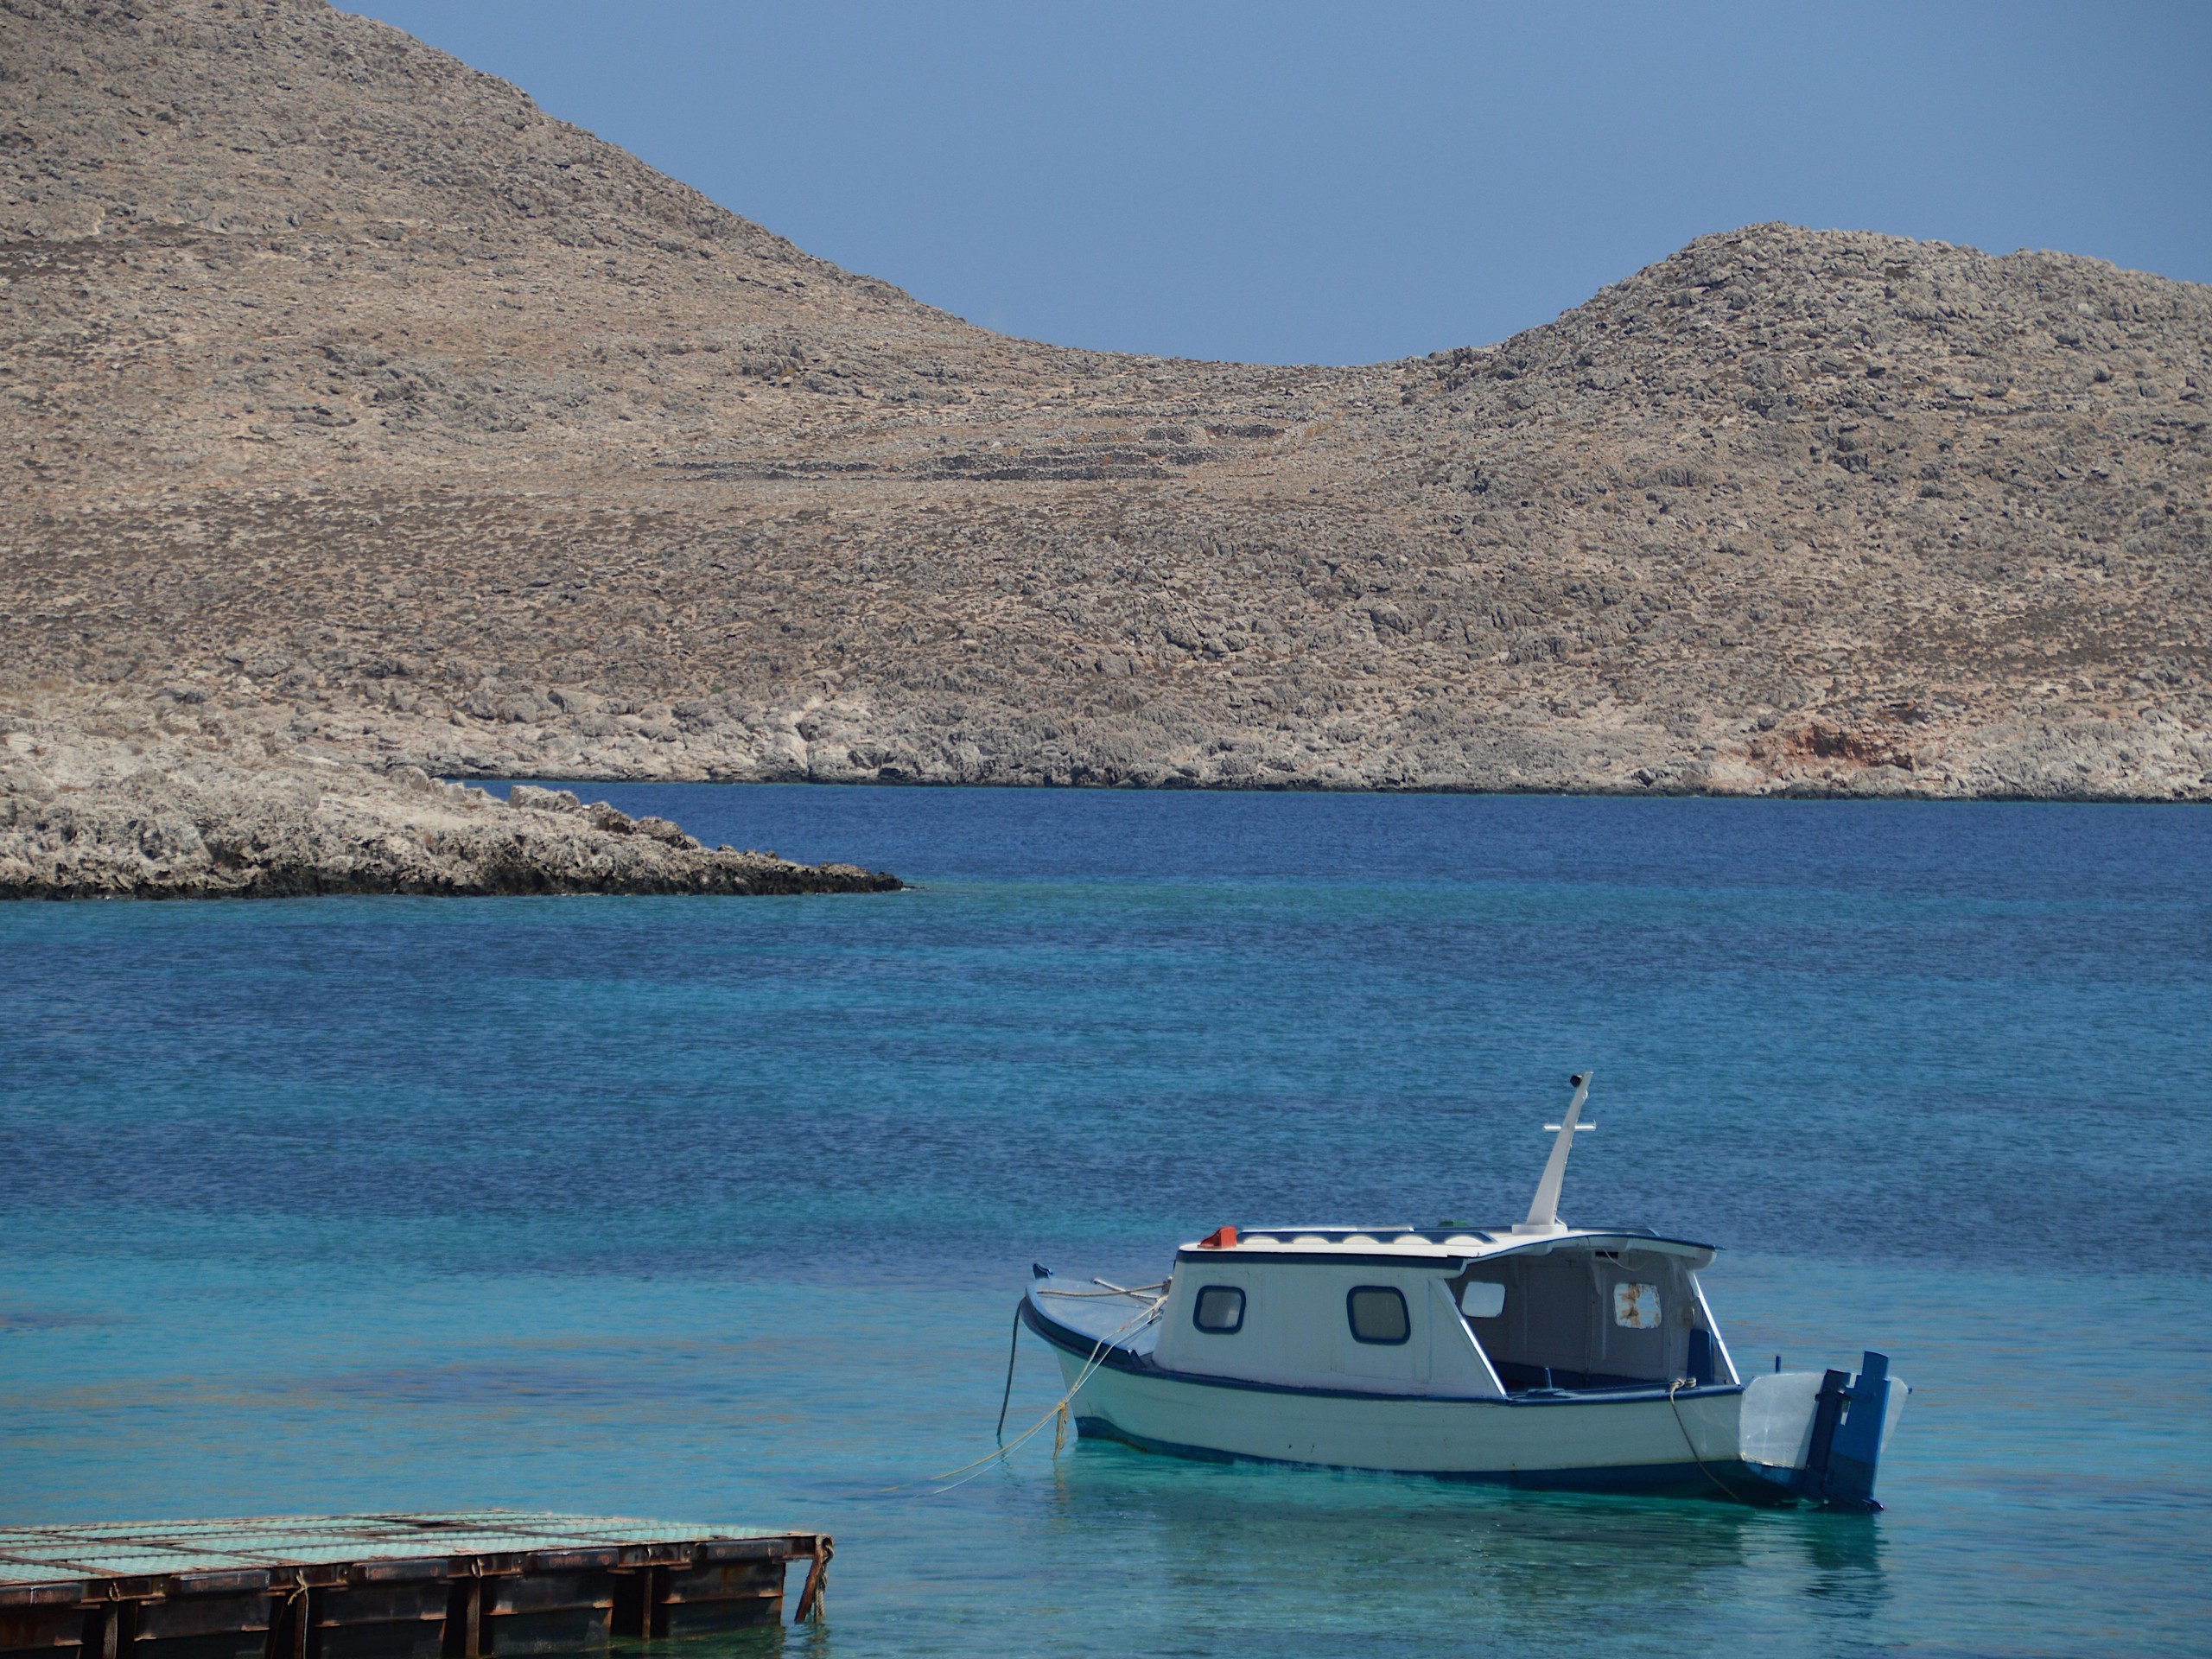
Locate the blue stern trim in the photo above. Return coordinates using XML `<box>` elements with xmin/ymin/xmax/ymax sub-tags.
<box><xmin>1820</xmin><ymin>1350</ymin><xmax>1891</xmax><ymax>1511</ymax></box>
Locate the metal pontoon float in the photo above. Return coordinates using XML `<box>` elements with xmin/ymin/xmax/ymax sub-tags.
<box><xmin>0</xmin><ymin>1513</ymin><xmax>831</xmax><ymax>1659</ymax></box>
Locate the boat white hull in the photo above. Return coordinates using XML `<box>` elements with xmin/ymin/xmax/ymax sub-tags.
<box><xmin>1029</xmin><ymin>1304</ymin><xmax>1901</xmax><ymax>1503</ymax></box>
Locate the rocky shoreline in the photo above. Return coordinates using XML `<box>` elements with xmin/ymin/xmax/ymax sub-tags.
<box><xmin>0</xmin><ymin>668</ymin><xmax>2196</xmax><ymax>904</ymax></box>
<box><xmin>377</xmin><ymin>694</ymin><xmax>2212</xmax><ymax>801</ymax></box>
<box><xmin>0</xmin><ymin>721</ymin><xmax>899</xmax><ymax>900</ymax></box>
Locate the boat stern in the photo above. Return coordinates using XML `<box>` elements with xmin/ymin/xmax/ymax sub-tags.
<box><xmin>1738</xmin><ymin>1351</ymin><xmax>1909</xmax><ymax>1510</ymax></box>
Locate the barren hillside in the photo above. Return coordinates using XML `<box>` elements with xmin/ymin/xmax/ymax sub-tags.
<box><xmin>3</xmin><ymin>0</ymin><xmax>2209</xmax><ymax>828</ymax></box>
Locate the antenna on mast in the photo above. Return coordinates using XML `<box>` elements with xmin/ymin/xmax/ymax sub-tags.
<box><xmin>1513</xmin><ymin>1071</ymin><xmax>1593</xmax><ymax>1236</ymax></box>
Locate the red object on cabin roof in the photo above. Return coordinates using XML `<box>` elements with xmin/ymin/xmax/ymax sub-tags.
<box><xmin>1199</xmin><ymin>1225</ymin><xmax>1237</xmax><ymax>1249</ymax></box>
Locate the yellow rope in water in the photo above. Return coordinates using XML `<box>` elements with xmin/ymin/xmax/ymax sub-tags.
<box><xmin>898</xmin><ymin>1294</ymin><xmax>1166</xmax><ymax>1497</ymax></box>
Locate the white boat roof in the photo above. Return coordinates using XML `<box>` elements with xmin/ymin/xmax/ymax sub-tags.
<box><xmin>1172</xmin><ymin>1078</ymin><xmax>1718</xmax><ymax>1269</ymax></box>
<box><xmin>1175</xmin><ymin>1225</ymin><xmax>1717</xmax><ymax>1268</ymax></box>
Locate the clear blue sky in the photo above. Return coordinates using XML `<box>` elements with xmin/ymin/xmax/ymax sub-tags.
<box><xmin>351</xmin><ymin>1</ymin><xmax>2210</xmax><ymax>366</ymax></box>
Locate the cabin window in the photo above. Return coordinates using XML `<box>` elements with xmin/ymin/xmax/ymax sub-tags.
<box><xmin>1346</xmin><ymin>1286</ymin><xmax>1410</xmax><ymax>1344</ymax></box>
<box><xmin>1613</xmin><ymin>1282</ymin><xmax>1661</xmax><ymax>1329</ymax></box>
<box><xmin>1459</xmin><ymin>1280</ymin><xmax>1506</xmax><ymax>1319</ymax></box>
<box><xmin>1192</xmin><ymin>1286</ymin><xmax>1245</xmax><ymax>1334</ymax></box>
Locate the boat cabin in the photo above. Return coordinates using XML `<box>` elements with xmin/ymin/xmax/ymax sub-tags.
<box><xmin>1148</xmin><ymin>1226</ymin><xmax>1738</xmax><ymax>1399</ymax></box>
<box><xmin>1145</xmin><ymin>1077</ymin><xmax>1740</xmax><ymax>1400</ymax></box>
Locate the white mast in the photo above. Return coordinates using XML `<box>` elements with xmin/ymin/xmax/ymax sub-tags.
<box><xmin>1513</xmin><ymin>1071</ymin><xmax>1593</xmax><ymax>1236</ymax></box>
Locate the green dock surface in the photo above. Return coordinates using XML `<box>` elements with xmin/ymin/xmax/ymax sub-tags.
<box><xmin>0</xmin><ymin>1512</ymin><xmax>831</xmax><ymax>1656</ymax></box>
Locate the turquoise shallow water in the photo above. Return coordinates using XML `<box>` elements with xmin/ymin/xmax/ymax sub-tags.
<box><xmin>3</xmin><ymin>791</ymin><xmax>2209</xmax><ymax>1656</ymax></box>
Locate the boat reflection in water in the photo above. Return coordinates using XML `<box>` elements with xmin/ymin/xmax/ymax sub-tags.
<box><xmin>1020</xmin><ymin>1072</ymin><xmax>1907</xmax><ymax>1507</ymax></box>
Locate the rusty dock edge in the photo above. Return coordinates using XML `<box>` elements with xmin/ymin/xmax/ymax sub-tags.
<box><xmin>0</xmin><ymin>1516</ymin><xmax>833</xmax><ymax>1659</ymax></box>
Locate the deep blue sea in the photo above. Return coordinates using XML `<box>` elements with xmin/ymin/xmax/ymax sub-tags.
<box><xmin>4</xmin><ymin>789</ymin><xmax>2209</xmax><ymax>1656</ymax></box>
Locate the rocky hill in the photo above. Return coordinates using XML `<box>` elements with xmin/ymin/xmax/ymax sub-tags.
<box><xmin>3</xmin><ymin>0</ymin><xmax>2208</xmax><ymax>888</ymax></box>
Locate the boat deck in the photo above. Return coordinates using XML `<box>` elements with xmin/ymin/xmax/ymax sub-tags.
<box><xmin>1026</xmin><ymin>1285</ymin><xmax>1165</xmax><ymax>1357</ymax></box>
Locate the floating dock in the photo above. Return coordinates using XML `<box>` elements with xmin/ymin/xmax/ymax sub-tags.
<box><xmin>0</xmin><ymin>1514</ymin><xmax>831</xmax><ymax>1659</ymax></box>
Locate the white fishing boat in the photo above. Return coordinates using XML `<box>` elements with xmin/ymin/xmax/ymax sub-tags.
<box><xmin>1019</xmin><ymin>1072</ymin><xmax>1908</xmax><ymax>1507</ymax></box>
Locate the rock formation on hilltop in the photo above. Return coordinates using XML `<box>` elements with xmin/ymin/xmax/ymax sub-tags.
<box><xmin>0</xmin><ymin>0</ymin><xmax>2206</xmax><ymax>898</ymax></box>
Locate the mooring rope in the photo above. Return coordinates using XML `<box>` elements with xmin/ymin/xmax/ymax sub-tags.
<box><xmin>1002</xmin><ymin>1284</ymin><xmax>1165</xmax><ymax>1439</ymax></box>
<box><xmin>1667</xmin><ymin>1377</ymin><xmax>1750</xmax><ymax>1504</ymax></box>
<box><xmin>993</xmin><ymin>1303</ymin><xmax>1022</xmax><ymax>1443</ymax></box>
<box><xmin>899</xmin><ymin>1294</ymin><xmax>1167</xmax><ymax>1498</ymax></box>
<box><xmin>1034</xmin><ymin>1279</ymin><xmax>1170</xmax><ymax>1300</ymax></box>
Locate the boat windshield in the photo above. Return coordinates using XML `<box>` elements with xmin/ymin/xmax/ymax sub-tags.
<box><xmin>1450</xmin><ymin>1247</ymin><xmax>1727</xmax><ymax>1393</ymax></box>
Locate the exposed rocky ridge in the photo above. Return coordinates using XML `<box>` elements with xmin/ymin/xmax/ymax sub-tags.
<box><xmin>2</xmin><ymin>0</ymin><xmax>2208</xmax><ymax>840</ymax></box>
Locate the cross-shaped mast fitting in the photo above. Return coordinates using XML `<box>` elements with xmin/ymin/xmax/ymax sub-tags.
<box><xmin>1513</xmin><ymin>1070</ymin><xmax>1594</xmax><ymax>1236</ymax></box>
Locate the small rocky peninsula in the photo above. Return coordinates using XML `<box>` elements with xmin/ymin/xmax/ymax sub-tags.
<box><xmin>0</xmin><ymin>710</ymin><xmax>897</xmax><ymax>898</ymax></box>
<box><xmin>1</xmin><ymin>0</ymin><xmax>2207</xmax><ymax>899</ymax></box>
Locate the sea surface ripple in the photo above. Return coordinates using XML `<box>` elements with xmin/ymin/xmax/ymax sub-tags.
<box><xmin>3</xmin><ymin>790</ymin><xmax>2208</xmax><ymax>1656</ymax></box>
